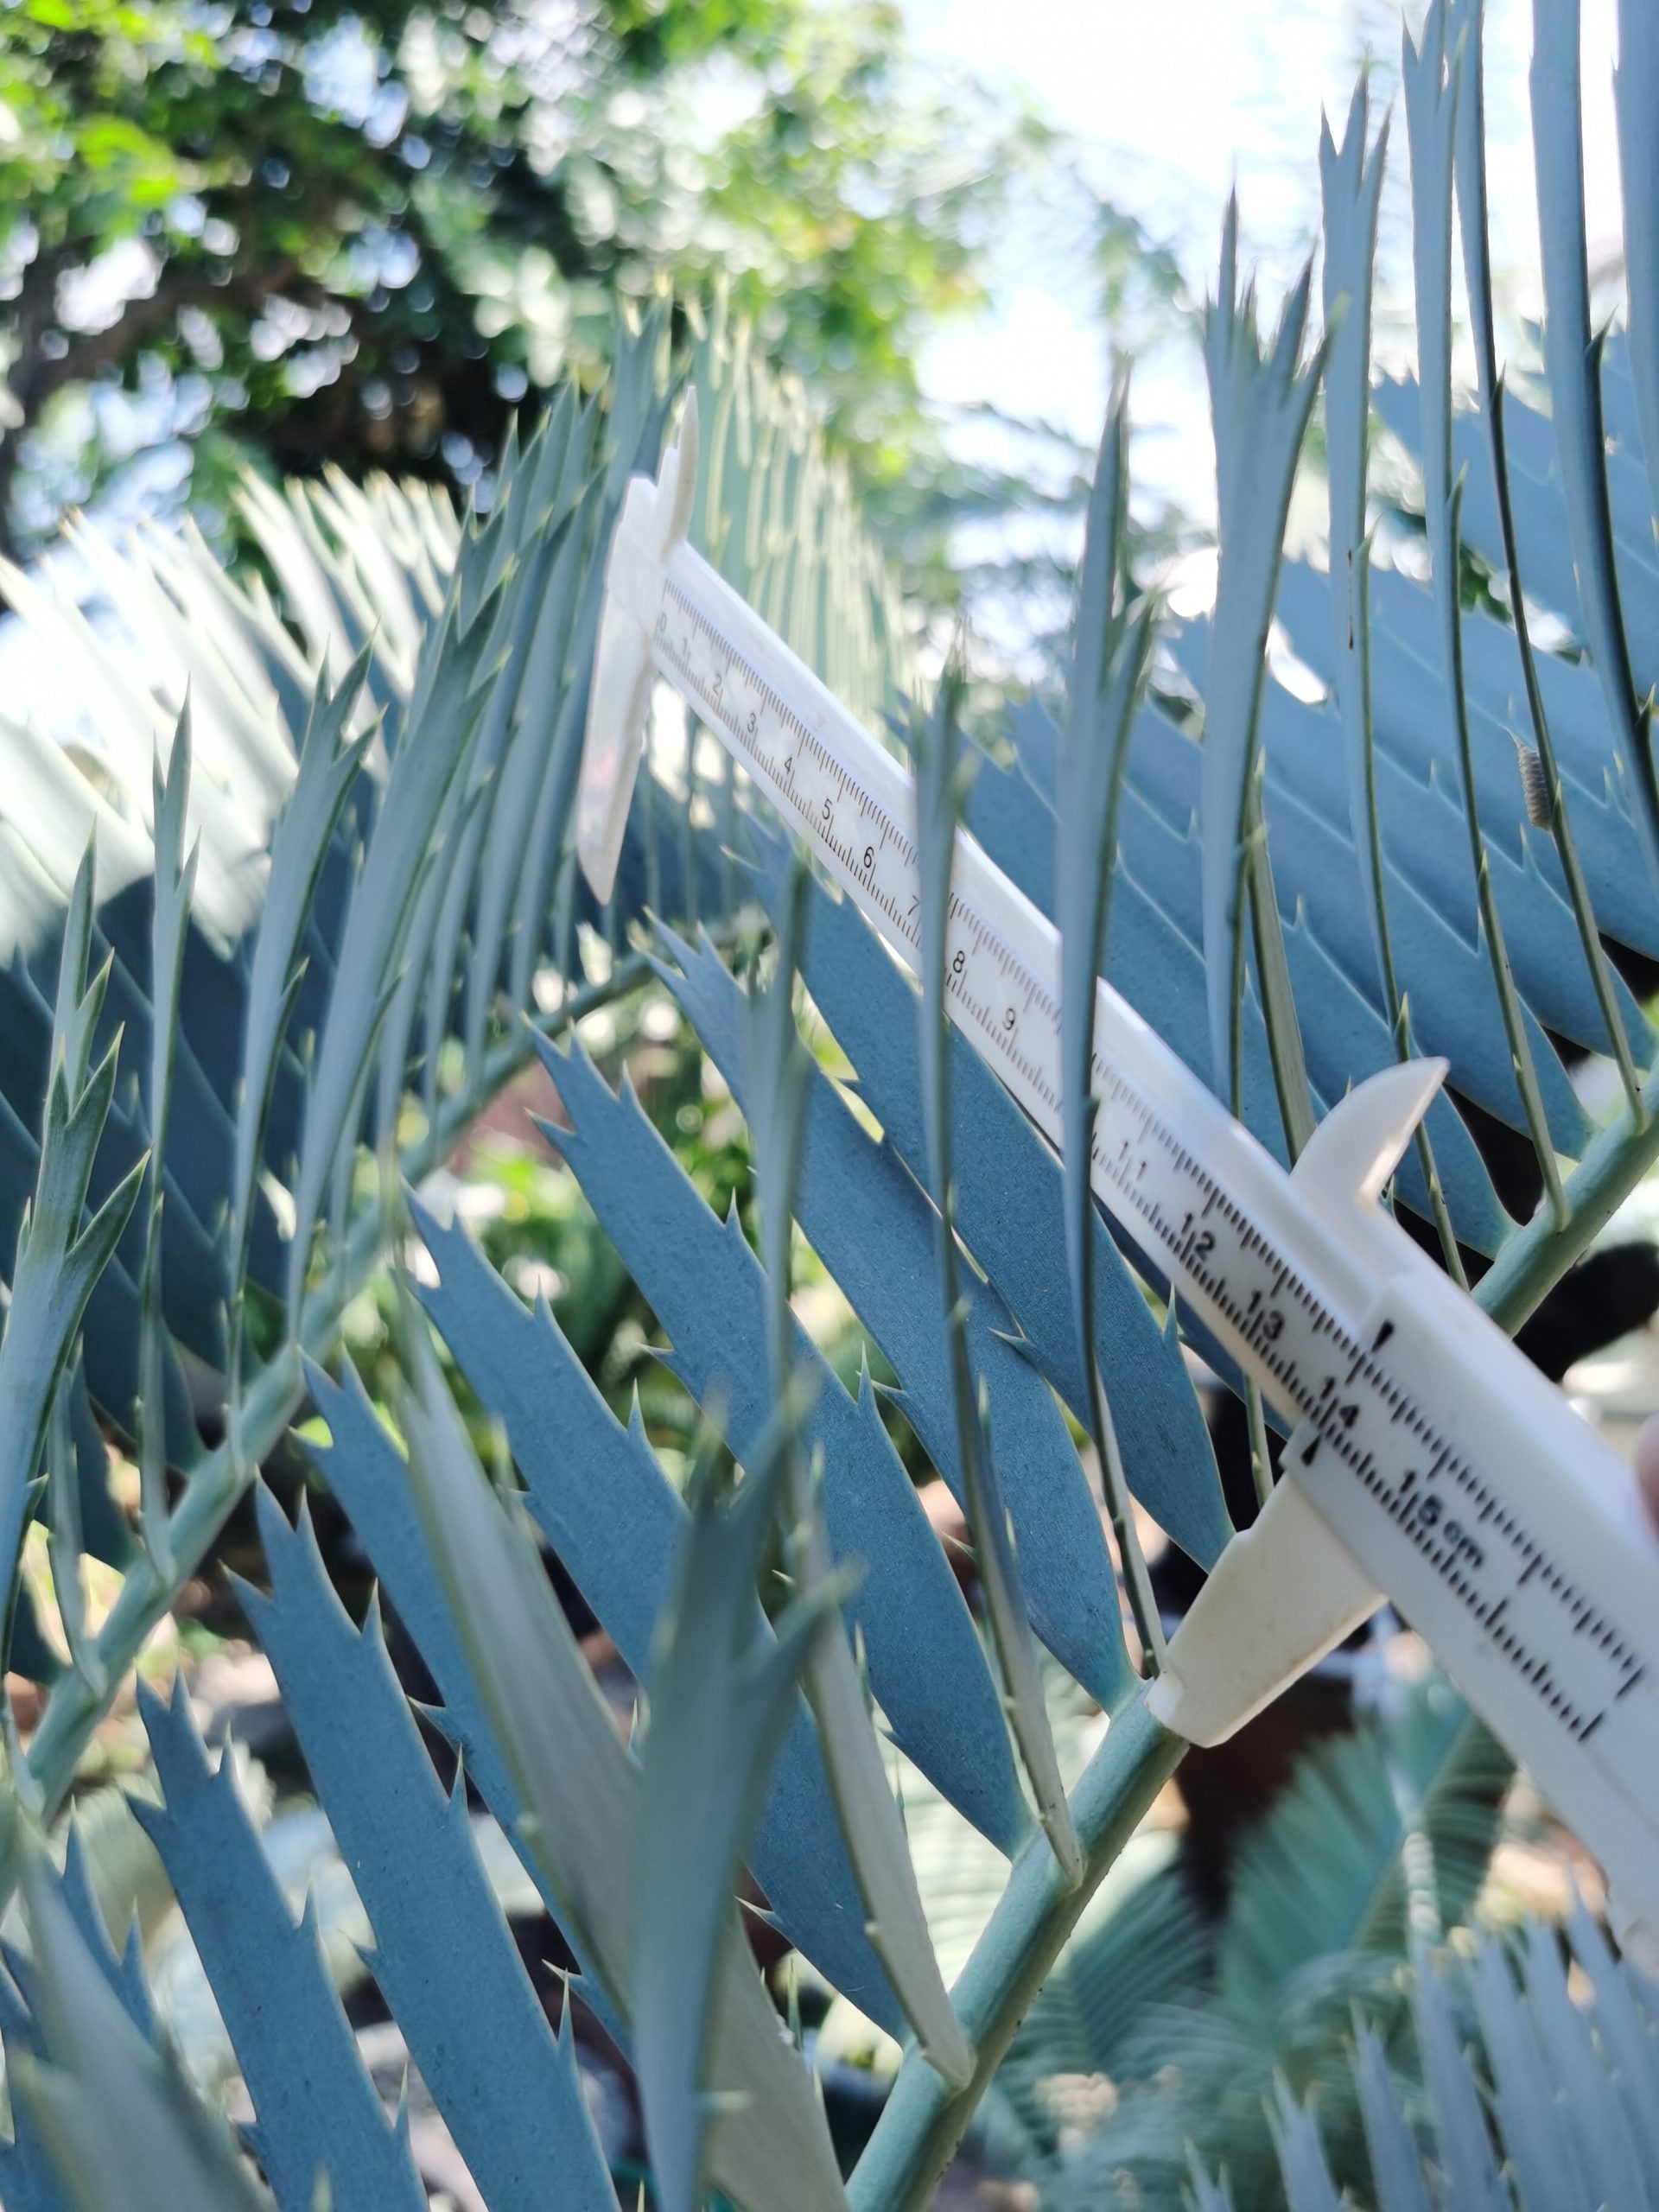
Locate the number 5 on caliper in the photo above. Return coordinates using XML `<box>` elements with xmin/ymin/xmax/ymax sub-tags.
<box><xmin>576</xmin><ymin>394</ymin><xmax>1659</xmax><ymax>1935</ymax></box>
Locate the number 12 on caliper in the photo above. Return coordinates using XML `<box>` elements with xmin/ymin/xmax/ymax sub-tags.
<box><xmin>575</xmin><ymin>395</ymin><xmax>1659</xmax><ymax>1936</ymax></box>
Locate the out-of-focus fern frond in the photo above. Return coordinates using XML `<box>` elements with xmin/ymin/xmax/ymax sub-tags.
<box><xmin>1214</xmin><ymin>1687</ymin><xmax>1512</xmax><ymax>2024</ymax></box>
<box><xmin>1017</xmin><ymin>1675</ymin><xmax>1513</xmax><ymax>2210</ymax></box>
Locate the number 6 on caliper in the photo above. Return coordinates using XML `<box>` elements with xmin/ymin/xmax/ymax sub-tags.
<box><xmin>577</xmin><ymin>393</ymin><xmax>1659</xmax><ymax>1934</ymax></box>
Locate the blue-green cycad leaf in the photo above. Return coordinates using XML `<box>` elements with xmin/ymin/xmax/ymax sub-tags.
<box><xmin>735</xmin><ymin>868</ymin><xmax>973</xmax><ymax>2088</ymax></box>
<box><xmin>422</xmin><ymin>460</ymin><xmax>601</xmax><ymax>1117</ymax></box>
<box><xmin>532</xmin><ymin>1015</ymin><xmax>1026</xmax><ymax>1853</ymax></box>
<box><xmin>80</xmin><ymin>891</ymin><xmax>253</xmax><ymax>1356</ymax></box>
<box><xmin>0</xmin><ymin>1829</ymin><xmax>144</xmax><ymax>2209</ymax></box>
<box><xmin>397</xmin><ymin>1319</ymin><xmax>635</xmax><ymax>2000</ymax></box>
<box><xmin>742</xmin><ymin>861</ymin><xmax>811</xmax><ymax>1352</ymax></box>
<box><xmin>0</xmin><ymin>939</ymin><xmax>216</xmax><ymax>1450</ymax></box>
<box><xmin>1531</xmin><ymin>0</ymin><xmax>1659</xmax><ymax>887</ymax></box>
<box><xmin>238</xmin><ymin>1485</ymin><xmax>620</xmax><ymax>2212</ymax></box>
<box><xmin>1563</xmin><ymin>1894</ymin><xmax>1659</xmax><ymax>2186</ymax></box>
<box><xmin>397</xmin><ymin>1319</ymin><xmax>849</xmax><ymax>2212</ymax></box>
<box><xmin>1517</xmin><ymin>1916</ymin><xmax>1648</xmax><ymax>2210</ymax></box>
<box><xmin>1262</xmin><ymin>556</ymin><xmax>1654</xmax><ymax>1070</ymax></box>
<box><xmin>1198</xmin><ymin>198</ymin><xmax>1323</xmax><ymax>1121</ymax></box>
<box><xmin>131</xmin><ymin>1677</ymin><xmax>429</xmax><ymax>2212</ymax></box>
<box><xmin>741</xmin><ymin>834</ymin><xmax>1229</xmax><ymax>1571</ymax></box>
<box><xmin>1370</xmin><ymin>367</ymin><xmax>1655</xmax><ymax>684</ymax></box>
<box><xmin>0</xmin><ymin>851</ymin><xmax>143</xmax><ymax>1633</ymax></box>
<box><xmin>467</xmin><ymin>464</ymin><xmax>606</xmax><ymax>1065</ymax></box>
<box><xmin>504</xmin><ymin>527</ymin><xmax>613</xmax><ymax>1017</ymax></box>
<box><xmin>1404</xmin><ymin>0</ymin><xmax>1566</xmax><ymax>1217</ymax></box>
<box><xmin>1267</xmin><ymin>2075</ymin><xmax>1344</xmax><ymax>2212</ymax></box>
<box><xmin>1042</xmin><ymin>1685</ymin><xmax>1505</xmax><ymax>2202</ymax></box>
<box><xmin>1165</xmin><ymin>626</ymin><xmax>1596</xmax><ymax>1155</ymax></box>
<box><xmin>395</xmin><ymin>1200</ymin><xmax>907</xmax><ymax>2031</ymax></box>
<box><xmin>915</xmin><ymin>672</ymin><xmax>1083</xmax><ymax>1886</ymax></box>
<box><xmin>1407</xmin><ymin>1942</ymin><xmax>1510</xmax><ymax>2212</ymax></box>
<box><xmin>226</xmin><ymin>649</ymin><xmax>372</xmax><ymax>1317</ymax></box>
<box><xmin>12</xmin><ymin>1850</ymin><xmax>273</xmax><ymax>2212</ymax></box>
<box><xmin>454</xmin><ymin>397</ymin><xmax>582</xmax><ymax>1066</ymax></box>
<box><xmin>372</xmin><ymin>777</ymin><xmax>491</xmax><ymax>1151</ymax></box>
<box><xmin>653</xmin><ymin>920</ymin><xmax>1130</xmax><ymax>1705</ymax></box>
<box><xmin>1466</xmin><ymin>1933</ymin><xmax>1586</xmax><ymax>2211</ymax></box>
<box><xmin>1319</xmin><ymin>82</ymin><xmax>1389</xmax><ymax>954</ymax></box>
<box><xmin>1055</xmin><ymin>377</ymin><xmax>1166</xmax><ymax>1669</ymax></box>
<box><xmin>417</xmin><ymin>762</ymin><xmax>497</xmax><ymax>1125</ymax></box>
<box><xmin>998</xmin><ymin>683</ymin><xmax>1513</xmax><ymax>1287</ymax></box>
<box><xmin>45</xmin><ymin>1354</ymin><xmax>103</xmax><ymax>1691</ymax></box>
<box><xmin>1217</xmin><ymin>1682</ymin><xmax>1510</xmax><ymax>2023</ymax></box>
<box><xmin>1351</xmin><ymin>2022</ymin><xmax>1433</xmax><ymax>2212</ymax></box>
<box><xmin>1443</xmin><ymin>0</ymin><xmax>1645</xmax><ymax>1113</ymax></box>
<box><xmin>0</xmin><ymin>2069</ymin><xmax>69</xmax><ymax>2211</ymax></box>
<box><xmin>1261</xmin><ymin>1910</ymin><xmax>1659</xmax><ymax>2212</ymax></box>
<box><xmin>300</xmin><ymin>1354</ymin><xmax>523</xmax><ymax>1806</ymax></box>
<box><xmin>286</xmin><ymin>582</ymin><xmax>496</xmax><ymax>1313</ymax></box>
<box><xmin>1402</xmin><ymin>4</ymin><xmax>1466</xmax><ymax>581</ymax></box>
<box><xmin>1615</xmin><ymin>0</ymin><xmax>1659</xmax><ymax>537</ymax></box>
<box><xmin>1318</xmin><ymin>79</ymin><xmax>1476</xmax><ymax>1266</ymax></box>
<box><xmin>635</xmin><ymin>1421</ymin><xmax>846</xmax><ymax>2212</ymax></box>
<box><xmin>0</xmin><ymin>317</ymin><xmax>916</xmax><ymax>1800</ymax></box>
<box><xmin>137</xmin><ymin>713</ymin><xmax>199</xmax><ymax>1571</ymax></box>
<box><xmin>299</xmin><ymin>1344</ymin><xmax>639</xmax><ymax>2067</ymax></box>
<box><xmin>1186</xmin><ymin>2155</ymin><xmax>1236</xmax><ymax>2212</ymax></box>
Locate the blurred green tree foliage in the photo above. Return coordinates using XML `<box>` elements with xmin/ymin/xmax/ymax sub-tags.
<box><xmin>0</xmin><ymin>0</ymin><xmax>1037</xmax><ymax>552</ymax></box>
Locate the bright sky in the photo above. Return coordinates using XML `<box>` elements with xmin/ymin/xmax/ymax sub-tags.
<box><xmin>900</xmin><ymin>0</ymin><xmax>1625</xmax><ymax>532</ymax></box>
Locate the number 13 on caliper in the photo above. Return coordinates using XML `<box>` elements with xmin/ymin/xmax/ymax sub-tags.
<box><xmin>575</xmin><ymin>396</ymin><xmax>1659</xmax><ymax>1935</ymax></box>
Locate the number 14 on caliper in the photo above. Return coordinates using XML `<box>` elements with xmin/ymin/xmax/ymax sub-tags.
<box><xmin>575</xmin><ymin>396</ymin><xmax>1659</xmax><ymax>1935</ymax></box>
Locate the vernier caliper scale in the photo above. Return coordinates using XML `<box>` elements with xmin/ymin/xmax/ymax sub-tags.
<box><xmin>575</xmin><ymin>396</ymin><xmax>1659</xmax><ymax>1930</ymax></box>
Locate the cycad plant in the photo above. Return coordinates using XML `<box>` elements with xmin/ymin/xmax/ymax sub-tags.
<box><xmin>1</xmin><ymin>2</ymin><xmax>1658</xmax><ymax>2208</ymax></box>
<box><xmin>987</xmin><ymin>1669</ymin><xmax>1655</xmax><ymax>2209</ymax></box>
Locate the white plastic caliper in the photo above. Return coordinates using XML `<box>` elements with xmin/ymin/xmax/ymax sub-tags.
<box><xmin>576</xmin><ymin>396</ymin><xmax>1659</xmax><ymax>1930</ymax></box>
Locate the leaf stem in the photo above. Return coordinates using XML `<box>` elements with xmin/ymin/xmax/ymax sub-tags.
<box><xmin>1475</xmin><ymin>1055</ymin><xmax>1659</xmax><ymax>1336</ymax></box>
<box><xmin>845</xmin><ymin>1691</ymin><xmax>1184</xmax><ymax>2212</ymax></box>
<box><xmin>1243</xmin><ymin>767</ymin><xmax>1316</xmax><ymax>1163</ymax></box>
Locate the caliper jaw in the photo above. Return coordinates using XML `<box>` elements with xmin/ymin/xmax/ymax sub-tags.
<box><xmin>575</xmin><ymin>391</ymin><xmax>701</xmax><ymax>904</ymax></box>
<box><xmin>1147</xmin><ymin>1058</ymin><xmax>1447</xmax><ymax>1745</ymax></box>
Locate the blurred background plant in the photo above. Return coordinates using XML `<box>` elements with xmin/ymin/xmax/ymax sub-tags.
<box><xmin>0</xmin><ymin>0</ymin><xmax>1048</xmax><ymax>588</ymax></box>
